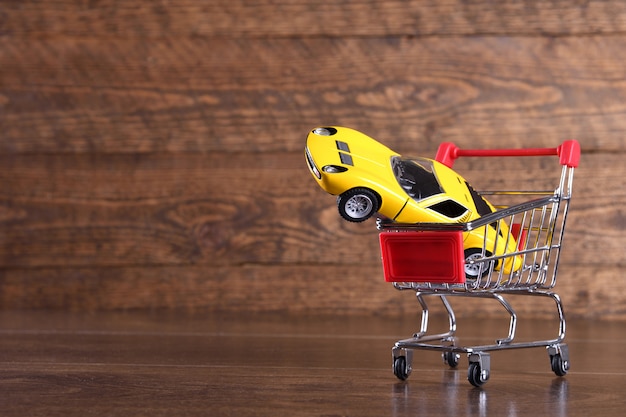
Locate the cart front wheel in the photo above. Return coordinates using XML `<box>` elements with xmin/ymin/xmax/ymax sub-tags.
<box><xmin>393</xmin><ymin>356</ymin><xmax>410</xmax><ymax>381</ymax></box>
<box><xmin>468</xmin><ymin>362</ymin><xmax>489</xmax><ymax>387</ymax></box>
<box><xmin>443</xmin><ymin>351</ymin><xmax>460</xmax><ymax>368</ymax></box>
<box><xmin>550</xmin><ymin>354</ymin><xmax>569</xmax><ymax>377</ymax></box>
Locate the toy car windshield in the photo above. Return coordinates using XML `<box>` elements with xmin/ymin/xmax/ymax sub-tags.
<box><xmin>392</xmin><ymin>156</ymin><xmax>444</xmax><ymax>202</ymax></box>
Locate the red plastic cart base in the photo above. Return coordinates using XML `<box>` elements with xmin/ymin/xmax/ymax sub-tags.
<box><xmin>379</xmin><ymin>230</ymin><xmax>465</xmax><ymax>284</ymax></box>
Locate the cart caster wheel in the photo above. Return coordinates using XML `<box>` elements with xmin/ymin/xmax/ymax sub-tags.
<box><xmin>468</xmin><ymin>362</ymin><xmax>489</xmax><ymax>387</ymax></box>
<box><xmin>550</xmin><ymin>354</ymin><xmax>569</xmax><ymax>377</ymax></box>
<box><xmin>443</xmin><ymin>351</ymin><xmax>460</xmax><ymax>368</ymax></box>
<box><xmin>393</xmin><ymin>356</ymin><xmax>410</xmax><ymax>381</ymax></box>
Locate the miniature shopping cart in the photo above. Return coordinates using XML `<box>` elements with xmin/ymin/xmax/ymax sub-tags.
<box><xmin>378</xmin><ymin>140</ymin><xmax>580</xmax><ymax>387</ymax></box>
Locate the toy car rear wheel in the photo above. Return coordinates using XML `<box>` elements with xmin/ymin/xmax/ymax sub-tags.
<box><xmin>464</xmin><ymin>248</ymin><xmax>494</xmax><ymax>280</ymax></box>
<box><xmin>337</xmin><ymin>188</ymin><xmax>380</xmax><ymax>222</ymax></box>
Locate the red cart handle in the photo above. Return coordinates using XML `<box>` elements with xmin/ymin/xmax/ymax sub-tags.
<box><xmin>435</xmin><ymin>140</ymin><xmax>580</xmax><ymax>168</ymax></box>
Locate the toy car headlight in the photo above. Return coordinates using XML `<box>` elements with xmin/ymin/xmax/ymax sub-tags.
<box><xmin>322</xmin><ymin>165</ymin><xmax>348</xmax><ymax>173</ymax></box>
<box><xmin>313</xmin><ymin>127</ymin><xmax>337</xmax><ymax>136</ymax></box>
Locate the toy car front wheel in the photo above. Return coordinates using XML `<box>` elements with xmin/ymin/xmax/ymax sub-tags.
<box><xmin>337</xmin><ymin>188</ymin><xmax>380</xmax><ymax>222</ymax></box>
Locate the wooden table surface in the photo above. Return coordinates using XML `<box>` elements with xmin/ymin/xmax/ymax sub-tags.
<box><xmin>0</xmin><ymin>310</ymin><xmax>624</xmax><ymax>416</ymax></box>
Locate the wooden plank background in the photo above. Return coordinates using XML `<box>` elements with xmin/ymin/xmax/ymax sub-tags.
<box><xmin>1</xmin><ymin>0</ymin><xmax>625</xmax><ymax>318</ymax></box>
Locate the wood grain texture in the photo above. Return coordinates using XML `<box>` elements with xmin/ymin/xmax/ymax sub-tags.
<box><xmin>1</xmin><ymin>1</ymin><xmax>624</xmax><ymax>315</ymax></box>
<box><xmin>1</xmin><ymin>36</ymin><xmax>626</xmax><ymax>153</ymax></box>
<box><xmin>3</xmin><ymin>0</ymin><xmax>626</xmax><ymax>37</ymax></box>
<box><xmin>0</xmin><ymin>263</ymin><xmax>622</xmax><ymax>318</ymax></box>
<box><xmin>1</xmin><ymin>311</ymin><xmax>626</xmax><ymax>417</ymax></box>
<box><xmin>0</xmin><ymin>151</ymin><xmax>623</xmax><ymax>317</ymax></box>
<box><xmin>0</xmin><ymin>152</ymin><xmax>621</xmax><ymax>268</ymax></box>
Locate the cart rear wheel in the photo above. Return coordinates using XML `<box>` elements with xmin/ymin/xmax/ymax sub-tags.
<box><xmin>550</xmin><ymin>354</ymin><xmax>569</xmax><ymax>377</ymax></box>
<box><xmin>393</xmin><ymin>356</ymin><xmax>409</xmax><ymax>381</ymax></box>
<box><xmin>337</xmin><ymin>188</ymin><xmax>380</xmax><ymax>222</ymax></box>
<box><xmin>467</xmin><ymin>362</ymin><xmax>489</xmax><ymax>387</ymax></box>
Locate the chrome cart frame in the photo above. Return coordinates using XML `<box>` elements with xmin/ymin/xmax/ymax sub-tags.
<box><xmin>378</xmin><ymin>141</ymin><xmax>580</xmax><ymax>386</ymax></box>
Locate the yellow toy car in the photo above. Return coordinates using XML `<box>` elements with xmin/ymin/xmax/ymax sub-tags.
<box><xmin>304</xmin><ymin>126</ymin><xmax>522</xmax><ymax>278</ymax></box>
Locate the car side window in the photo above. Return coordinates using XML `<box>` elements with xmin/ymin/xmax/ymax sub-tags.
<box><xmin>392</xmin><ymin>157</ymin><xmax>444</xmax><ymax>202</ymax></box>
<box><xmin>428</xmin><ymin>199</ymin><xmax>468</xmax><ymax>219</ymax></box>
